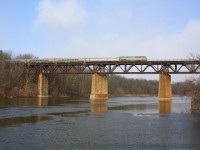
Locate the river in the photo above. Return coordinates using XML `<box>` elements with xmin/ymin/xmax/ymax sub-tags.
<box><xmin>0</xmin><ymin>96</ymin><xmax>200</xmax><ymax>150</ymax></box>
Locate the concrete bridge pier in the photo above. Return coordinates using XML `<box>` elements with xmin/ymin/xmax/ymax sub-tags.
<box><xmin>38</xmin><ymin>73</ymin><xmax>48</xmax><ymax>97</ymax></box>
<box><xmin>90</xmin><ymin>74</ymin><xmax>108</xmax><ymax>103</ymax></box>
<box><xmin>158</xmin><ymin>74</ymin><xmax>172</xmax><ymax>113</ymax></box>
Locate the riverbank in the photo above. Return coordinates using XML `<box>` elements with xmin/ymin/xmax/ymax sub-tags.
<box><xmin>109</xmin><ymin>94</ymin><xmax>185</xmax><ymax>97</ymax></box>
<box><xmin>191</xmin><ymin>101</ymin><xmax>200</xmax><ymax>115</ymax></box>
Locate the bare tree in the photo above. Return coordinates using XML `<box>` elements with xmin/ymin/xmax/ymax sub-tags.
<box><xmin>186</xmin><ymin>54</ymin><xmax>200</xmax><ymax>114</ymax></box>
<box><xmin>15</xmin><ymin>54</ymin><xmax>38</xmax><ymax>59</ymax></box>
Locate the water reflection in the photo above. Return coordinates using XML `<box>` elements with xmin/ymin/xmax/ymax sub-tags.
<box><xmin>0</xmin><ymin>96</ymin><xmax>193</xmax><ymax>116</ymax></box>
<box><xmin>158</xmin><ymin>98</ymin><xmax>172</xmax><ymax>113</ymax></box>
<box><xmin>0</xmin><ymin>115</ymin><xmax>50</xmax><ymax>128</ymax></box>
<box><xmin>0</xmin><ymin>97</ymin><xmax>50</xmax><ymax>108</ymax></box>
<box><xmin>0</xmin><ymin>96</ymin><xmax>89</xmax><ymax>108</ymax></box>
<box><xmin>0</xmin><ymin>100</ymin><xmax>5</xmax><ymax>108</ymax></box>
<box><xmin>90</xmin><ymin>103</ymin><xmax>108</xmax><ymax>113</ymax></box>
<box><xmin>49</xmin><ymin>110</ymin><xmax>90</xmax><ymax>117</ymax></box>
<box><xmin>90</xmin><ymin>101</ymin><xmax>108</xmax><ymax>118</ymax></box>
<box><xmin>37</xmin><ymin>97</ymin><xmax>48</xmax><ymax>107</ymax></box>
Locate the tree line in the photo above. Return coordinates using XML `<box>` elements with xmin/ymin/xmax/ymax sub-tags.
<box><xmin>0</xmin><ymin>50</ymin><xmax>199</xmax><ymax>100</ymax></box>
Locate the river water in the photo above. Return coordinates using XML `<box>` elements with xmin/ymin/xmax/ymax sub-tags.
<box><xmin>0</xmin><ymin>96</ymin><xmax>200</xmax><ymax>150</ymax></box>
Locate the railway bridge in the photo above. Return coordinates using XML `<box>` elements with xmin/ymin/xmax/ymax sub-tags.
<box><xmin>9</xmin><ymin>58</ymin><xmax>200</xmax><ymax>113</ymax></box>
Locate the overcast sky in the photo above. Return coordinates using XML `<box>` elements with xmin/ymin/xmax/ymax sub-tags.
<box><xmin>0</xmin><ymin>0</ymin><xmax>200</xmax><ymax>81</ymax></box>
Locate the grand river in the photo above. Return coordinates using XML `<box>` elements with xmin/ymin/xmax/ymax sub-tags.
<box><xmin>0</xmin><ymin>96</ymin><xmax>200</xmax><ymax>150</ymax></box>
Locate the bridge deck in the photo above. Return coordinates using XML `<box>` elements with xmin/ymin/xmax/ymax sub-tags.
<box><xmin>15</xmin><ymin>60</ymin><xmax>200</xmax><ymax>74</ymax></box>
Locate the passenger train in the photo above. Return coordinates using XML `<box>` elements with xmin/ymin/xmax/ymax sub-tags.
<box><xmin>12</xmin><ymin>56</ymin><xmax>147</xmax><ymax>63</ymax></box>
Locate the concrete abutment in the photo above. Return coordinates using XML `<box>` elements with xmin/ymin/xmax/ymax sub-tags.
<box><xmin>38</xmin><ymin>73</ymin><xmax>48</xmax><ymax>97</ymax></box>
<box><xmin>90</xmin><ymin>74</ymin><xmax>108</xmax><ymax>103</ymax></box>
<box><xmin>158</xmin><ymin>74</ymin><xmax>172</xmax><ymax>113</ymax></box>
<box><xmin>36</xmin><ymin>73</ymin><xmax>173</xmax><ymax>114</ymax></box>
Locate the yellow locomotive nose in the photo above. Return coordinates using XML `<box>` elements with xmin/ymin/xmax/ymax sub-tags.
<box><xmin>119</xmin><ymin>56</ymin><xmax>147</xmax><ymax>61</ymax></box>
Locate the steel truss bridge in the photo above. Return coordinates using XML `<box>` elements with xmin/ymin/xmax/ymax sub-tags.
<box><xmin>12</xmin><ymin>60</ymin><xmax>200</xmax><ymax>74</ymax></box>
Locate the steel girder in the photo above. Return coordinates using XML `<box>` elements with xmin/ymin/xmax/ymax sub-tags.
<box><xmin>23</xmin><ymin>61</ymin><xmax>200</xmax><ymax>74</ymax></box>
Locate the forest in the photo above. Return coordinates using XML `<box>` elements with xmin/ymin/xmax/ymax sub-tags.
<box><xmin>0</xmin><ymin>50</ymin><xmax>199</xmax><ymax>101</ymax></box>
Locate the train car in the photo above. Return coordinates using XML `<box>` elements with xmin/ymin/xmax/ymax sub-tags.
<box><xmin>119</xmin><ymin>56</ymin><xmax>147</xmax><ymax>61</ymax></box>
<box><xmin>23</xmin><ymin>56</ymin><xmax>147</xmax><ymax>63</ymax></box>
<box><xmin>27</xmin><ymin>59</ymin><xmax>49</xmax><ymax>63</ymax></box>
<box><xmin>52</xmin><ymin>58</ymin><xmax>84</xmax><ymax>63</ymax></box>
<box><xmin>84</xmin><ymin>57</ymin><xmax>119</xmax><ymax>62</ymax></box>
